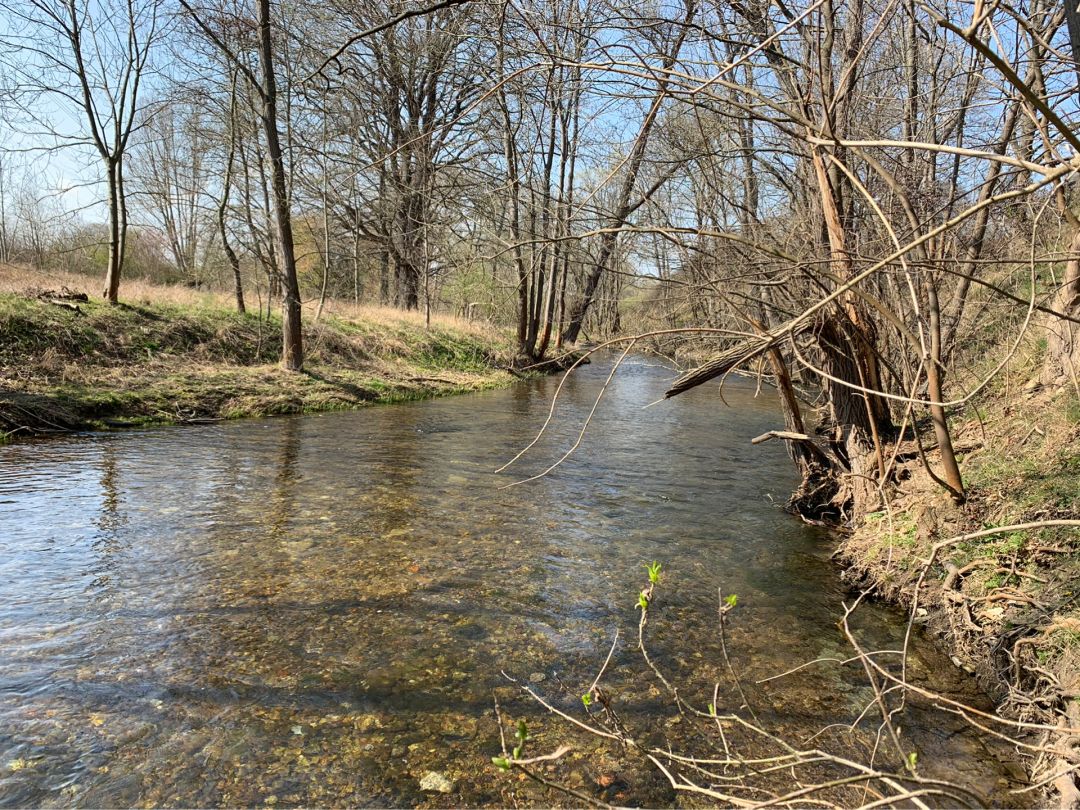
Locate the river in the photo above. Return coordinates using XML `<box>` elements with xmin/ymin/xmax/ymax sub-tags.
<box><xmin>0</xmin><ymin>356</ymin><xmax>1025</xmax><ymax>806</ymax></box>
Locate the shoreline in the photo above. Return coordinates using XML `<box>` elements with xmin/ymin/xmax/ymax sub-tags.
<box><xmin>832</xmin><ymin>382</ymin><xmax>1079</xmax><ymax>805</ymax></box>
<box><xmin>0</xmin><ymin>272</ymin><xmax>521</xmax><ymax>442</ymax></box>
<box><xmin>0</xmin><ymin>364</ymin><xmax>518</xmax><ymax>440</ymax></box>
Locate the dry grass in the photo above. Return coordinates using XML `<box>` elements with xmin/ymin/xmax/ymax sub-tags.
<box><xmin>0</xmin><ymin>263</ymin><xmax>500</xmax><ymax>339</ymax></box>
<box><xmin>0</xmin><ymin>263</ymin><xmax>517</xmax><ymax>438</ymax></box>
<box><xmin>321</xmin><ymin>298</ymin><xmax>502</xmax><ymax>339</ymax></box>
<box><xmin>0</xmin><ymin>263</ymin><xmax>225</xmax><ymax>310</ymax></box>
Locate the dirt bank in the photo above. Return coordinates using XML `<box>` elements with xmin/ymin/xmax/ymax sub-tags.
<box><xmin>0</xmin><ymin>267</ymin><xmax>518</xmax><ymax>440</ymax></box>
<box><xmin>838</xmin><ymin>368</ymin><xmax>1080</xmax><ymax>804</ymax></box>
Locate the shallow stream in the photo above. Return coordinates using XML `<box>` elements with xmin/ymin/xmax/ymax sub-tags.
<box><xmin>0</xmin><ymin>357</ymin><xmax>1025</xmax><ymax>806</ymax></box>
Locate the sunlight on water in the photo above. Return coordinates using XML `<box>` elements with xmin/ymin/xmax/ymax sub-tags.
<box><xmin>0</xmin><ymin>358</ymin><xmax>1024</xmax><ymax>806</ymax></box>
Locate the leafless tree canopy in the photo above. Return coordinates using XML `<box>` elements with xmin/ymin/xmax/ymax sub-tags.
<box><xmin>0</xmin><ymin>0</ymin><xmax>1075</xmax><ymax>489</ymax></box>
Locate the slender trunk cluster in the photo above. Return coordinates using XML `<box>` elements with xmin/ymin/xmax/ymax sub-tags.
<box><xmin>6</xmin><ymin>0</ymin><xmax>1080</xmax><ymax>522</ymax></box>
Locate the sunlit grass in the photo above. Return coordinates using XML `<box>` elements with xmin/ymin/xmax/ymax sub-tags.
<box><xmin>0</xmin><ymin>263</ymin><xmax>502</xmax><ymax>340</ymax></box>
<box><xmin>0</xmin><ymin>263</ymin><xmax>515</xmax><ymax>435</ymax></box>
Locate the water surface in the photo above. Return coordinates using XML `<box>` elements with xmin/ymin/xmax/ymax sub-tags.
<box><xmin>0</xmin><ymin>357</ymin><xmax>1023</xmax><ymax>806</ymax></box>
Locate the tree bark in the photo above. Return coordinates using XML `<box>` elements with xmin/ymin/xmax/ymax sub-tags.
<box><xmin>219</xmin><ymin>75</ymin><xmax>245</xmax><ymax>314</ymax></box>
<box><xmin>926</xmin><ymin>279</ymin><xmax>965</xmax><ymax>501</ymax></box>
<box><xmin>1042</xmin><ymin>2</ymin><xmax>1080</xmax><ymax>387</ymax></box>
<box><xmin>257</xmin><ymin>0</ymin><xmax>303</xmax><ymax>370</ymax></box>
<box><xmin>103</xmin><ymin>157</ymin><xmax>123</xmax><ymax>304</ymax></box>
<box><xmin>1043</xmin><ymin>229</ymin><xmax>1080</xmax><ymax>387</ymax></box>
<box><xmin>218</xmin><ymin>164</ymin><xmax>245</xmax><ymax>314</ymax></box>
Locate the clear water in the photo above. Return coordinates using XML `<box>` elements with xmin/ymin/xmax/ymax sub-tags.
<box><xmin>0</xmin><ymin>357</ymin><xmax>1024</xmax><ymax>806</ymax></box>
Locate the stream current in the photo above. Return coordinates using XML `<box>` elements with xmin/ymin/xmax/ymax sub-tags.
<box><xmin>0</xmin><ymin>356</ymin><xmax>1025</xmax><ymax>806</ymax></box>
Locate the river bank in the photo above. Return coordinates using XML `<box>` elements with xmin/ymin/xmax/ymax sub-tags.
<box><xmin>836</xmin><ymin>344</ymin><xmax>1080</xmax><ymax>804</ymax></box>
<box><xmin>0</xmin><ymin>266</ymin><xmax>518</xmax><ymax>440</ymax></box>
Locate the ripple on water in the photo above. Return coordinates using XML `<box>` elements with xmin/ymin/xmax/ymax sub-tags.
<box><xmin>0</xmin><ymin>358</ymin><xmax>1028</xmax><ymax>806</ymax></box>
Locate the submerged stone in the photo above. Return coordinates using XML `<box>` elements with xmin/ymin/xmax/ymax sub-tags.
<box><xmin>419</xmin><ymin>771</ymin><xmax>454</xmax><ymax>793</ymax></box>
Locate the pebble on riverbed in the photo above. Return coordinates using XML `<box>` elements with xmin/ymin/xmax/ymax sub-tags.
<box><xmin>419</xmin><ymin>771</ymin><xmax>454</xmax><ymax>793</ymax></box>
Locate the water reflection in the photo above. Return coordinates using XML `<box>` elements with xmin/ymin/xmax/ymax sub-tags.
<box><xmin>271</xmin><ymin>416</ymin><xmax>301</xmax><ymax>539</ymax></box>
<box><xmin>0</xmin><ymin>358</ymin><xmax>1024</xmax><ymax>806</ymax></box>
<box><xmin>88</xmin><ymin>442</ymin><xmax>128</xmax><ymax>593</ymax></box>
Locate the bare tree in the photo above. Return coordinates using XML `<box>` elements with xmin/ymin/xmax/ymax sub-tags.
<box><xmin>179</xmin><ymin>0</ymin><xmax>303</xmax><ymax>369</ymax></box>
<box><xmin>217</xmin><ymin>69</ymin><xmax>247</xmax><ymax>314</ymax></box>
<box><xmin>130</xmin><ymin>95</ymin><xmax>214</xmax><ymax>284</ymax></box>
<box><xmin>560</xmin><ymin>0</ymin><xmax>697</xmax><ymax>347</ymax></box>
<box><xmin>0</xmin><ymin>153</ymin><xmax>12</xmax><ymax>265</ymax></box>
<box><xmin>0</xmin><ymin>0</ymin><xmax>161</xmax><ymax>303</ymax></box>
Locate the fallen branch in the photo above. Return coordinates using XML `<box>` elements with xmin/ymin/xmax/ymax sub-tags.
<box><xmin>751</xmin><ymin>429</ymin><xmax>841</xmax><ymax>470</ymax></box>
<box><xmin>39</xmin><ymin>298</ymin><xmax>83</xmax><ymax>314</ymax></box>
<box><xmin>751</xmin><ymin>430</ymin><xmax>814</xmax><ymax>445</ymax></box>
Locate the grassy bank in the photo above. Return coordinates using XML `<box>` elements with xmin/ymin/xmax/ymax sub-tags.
<box><xmin>838</xmin><ymin>335</ymin><xmax>1080</xmax><ymax>797</ymax></box>
<box><xmin>0</xmin><ymin>266</ymin><xmax>517</xmax><ymax>439</ymax></box>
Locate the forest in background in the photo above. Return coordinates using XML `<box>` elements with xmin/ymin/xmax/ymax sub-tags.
<box><xmin>3</xmin><ymin>0</ymin><xmax>1080</xmax><ymax>803</ymax></box>
<box><xmin>1</xmin><ymin>0</ymin><xmax>1079</xmax><ymax>513</ymax></box>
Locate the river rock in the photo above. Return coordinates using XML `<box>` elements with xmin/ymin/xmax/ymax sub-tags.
<box><xmin>419</xmin><ymin>771</ymin><xmax>454</xmax><ymax>793</ymax></box>
<box><xmin>353</xmin><ymin>714</ymin><xmax>382</xmax><ymax>732</ymax></box>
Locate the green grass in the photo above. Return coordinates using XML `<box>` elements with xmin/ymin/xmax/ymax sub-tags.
<box><xmin>954</xmin><ymin>529</ymin><xmax>1027</xmax><ymax>567</ymax></box>
<box><xmin>1067</xmin><ymin>396</ymin><xmax>1080</xmax><ymax>425</ymax></box>
<box><xmin>862</xmin><ymin>511</ymin><xmax>920</xmax><ymax>565</ymax></box>
<box><xmin>0</xmin><ymin>291</ymin><xmax>515</xmax><ymax>439</ymax></box>
<box><xmin>965</xmin><ymin>441</ymin><xmax>1080</xmax><ymax>519</ymax></box>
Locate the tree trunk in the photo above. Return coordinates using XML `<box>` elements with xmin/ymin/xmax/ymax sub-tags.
<box><xmin>315</xmin><ymin>148</ymin><xmax>331</xmax><ymax>322</ymax></box>
<box><xmin>1043</xmin><ymin>229</ymin><xmax>1080</xmax><ymax>387</ymax></box>
<box><xmin>397</xmin><ymin>258</ymin><xmax>420</xmax><ymax>310</ymax></box>
<box><xmin>103</xmin><ymin>157</ymin><xmax>123</xmax><ymax>304</ymax></box>
<box><xmin>1042</xmin><ymin>4</ymin><xmax>1080</xmax><ymax>387</ymax></box>
<box><xmin>219</xmin><ymin>198</ymin><xmax>246</xmax><ymax>315</ymax></box>
<box><xmin>815</xmin><ymin>317</ymin><xmax>886</xmax><ymax>520</ymax></box>
<box><xmin>810</xmin><ymin>145</ymin><xmax>892</xmax><ymax>520</ymax></box>
<box><xmin>379</xmin><ymin>249</ymin><xmax>390</xmax><ymax>305</ymax></box>
<box><xmin>926</xmin><ymin>279</ymin><xmax>965</xmax><ymax>500</ymax></box>
<box><xmin>218</xmin><ymin>107</ymin><xmax>245</xmax><ymax>314</ymax></box>
<box><xmin>257</xmin><ymin>0</ymin><xmax>303</xmax><ymax>371</ymax></box>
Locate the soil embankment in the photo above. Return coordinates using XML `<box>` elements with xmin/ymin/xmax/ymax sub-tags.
<box><xmin>839</xmin><ymin>374</ymin><xmax>1080</xmax><ymax>801</ymax></box>
<box><xmin>0</xmin><ymin>266</ymin><xmax>517</xmax><ymax>439</ymax></box>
